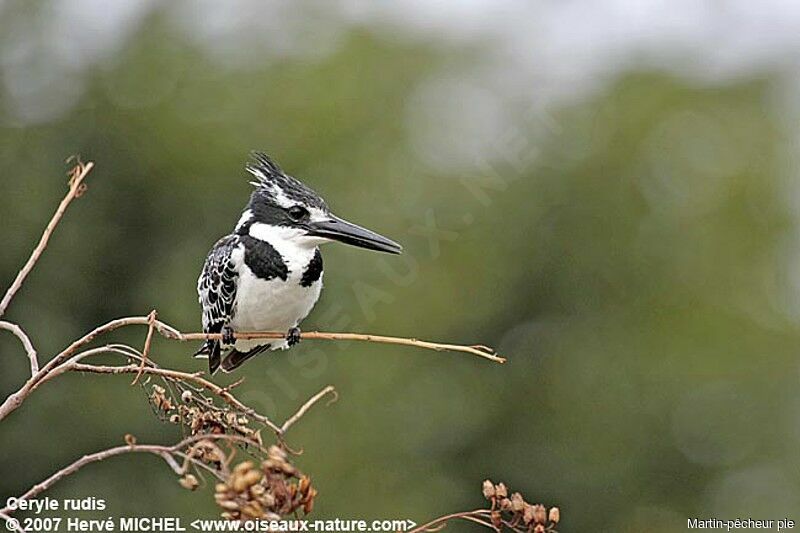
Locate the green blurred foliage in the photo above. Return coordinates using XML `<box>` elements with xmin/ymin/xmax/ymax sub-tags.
<box><xmin>2</xmin><ymin>4</ymin><xmax>800</xmax><ymax>532</ymax></box>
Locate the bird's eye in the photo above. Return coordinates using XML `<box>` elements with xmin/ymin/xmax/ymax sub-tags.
<box><xmin>287</xmin><ymin>206</ymin><xmax>308</xmax><ymax>222</ymax></box>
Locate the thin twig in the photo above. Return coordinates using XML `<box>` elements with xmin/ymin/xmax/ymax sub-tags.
<box><xmin>67</xmin><ymin>363</ymin><xmax>283</xmax><ymax>434</ymax></box>
<box><xmin>0</xmin><ymin>512</ymin><xmax>27</xmax><ymax>533</ymax></box>
<box><xmin>280</xmin><ymin>385</ymin><xmax>337</xmax><ymax>434</ymax></box>
<box><xmin>132</xmin><ymin>310</ymin><xmax>157</xmax><ymax>385</ymax></box>
<box><xmin>37</xmin><ymin>316</ymin><xmax>170</xmax><ymax>381</ymax></box>
<box><xmin>186</xmin><ymin>330</ymin><xmax>506</xmax><ymax>364</ymax></box>
<box><xmin>405</xmin><ymin>509</ymin><xmax>495</xmax><ymax>533</ymax></box>
<box><xmin>406</xmin><ymin>509</ymin><xmax>527</xmax><ymax>533</ymax></box>
<box><xmin>0</xmin><ymin>160</ymin><xmax>94</xmax><ymax>318</ymax></box>
<box><xmin>0</xmin><ymin>434</ymin><xmax>249</xmax><ymax>517</ymax></box>
<box><xmin>0</xmin><ymin>321</ymin><xmax>38</xmax><ymax>374</ymax></box>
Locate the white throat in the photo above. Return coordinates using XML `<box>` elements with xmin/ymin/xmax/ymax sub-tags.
<box><xmin>248</xmin><ymin>222</ymin><xmax>320</xmax><ymax>276</ymax></box>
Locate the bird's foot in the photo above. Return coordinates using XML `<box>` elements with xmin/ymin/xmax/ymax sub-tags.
<box><xmin>286</xmin><ymin>326</ymin><xmax>301</xmax><ymax>347</ymax></box>
<box><xmin>222</xmin><ymin>326</ymin><xmax>236</xmax><ymax>346</ymax></box>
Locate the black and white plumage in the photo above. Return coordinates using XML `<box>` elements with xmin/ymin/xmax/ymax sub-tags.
<box><xmin>196</xmin><ymin>152</ymin><xmax>402</xmax><ymax>374</ymax></box>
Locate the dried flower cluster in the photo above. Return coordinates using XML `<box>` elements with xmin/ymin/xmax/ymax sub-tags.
<box><xmin>482</xmin><ymin>480</ymin><xmax>559</xmax><ymax>532</ymax></box>
<box><xmin>149</xmin><ymin>384</ymin><xmax>262</xmax><ymax>444</ymax></box>
<box><xmin>149</xmin><ymin>382</ymin><xmax>322</xmax><ymax>523</ymax></box>
<box><xmin>214</xmin><ymin>446</ymin><xmax>317</xmax><ymax>520</ymax></box>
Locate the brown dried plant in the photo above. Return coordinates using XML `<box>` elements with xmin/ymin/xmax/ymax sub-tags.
<box><xmin>214</xmin><ymin>447</ymin><xmax>317</xmax><ymax>520</ymax></box>
<box><xmin>408</xmin><ymin>480</ymin><xmax>560</xmax><ymax>533</ymax></box>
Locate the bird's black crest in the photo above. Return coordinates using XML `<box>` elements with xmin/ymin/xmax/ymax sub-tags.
<box><xmin>246</xmin><ymin>151</ymin><xmax>327</xmax><ymax>210</ymax></box>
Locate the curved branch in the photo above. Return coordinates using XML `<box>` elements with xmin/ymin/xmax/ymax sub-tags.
<box><xmin>42</xmin><ymin>345</ymin><xmax>337</xmax><ymax>439</ymax></box>
<box><xmin>0</xmin><ymin>434</ymin><xmax>252</xmax><ymax>517</ymax></box>
<box><xmin>0</xmin><ymin>160</ymin><xmax>94</xmax><ymax>318</ymax></box>
<box><xmin>68</xmin><ymin>363</ymin><xmax>283</xmax><ymax>434</ymax></box>
<box><xmin>0</xmin><ymin>321</ymin><xmax>38</xmax><ymax>374</ymax></box>
<box><xmin>281</xmin><ymin>385</ymin><xmax>337</xmax><ymax>434</ymax></box>
<box><xmin>406</xmin><ymin>509</ymin><xmax>494</xmax><ymax>533</ymax></box>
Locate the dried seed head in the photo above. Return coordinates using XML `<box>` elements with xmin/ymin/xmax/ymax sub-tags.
<box><xmin>510</xmin><ymin>492</ymin><xmax>524</xmax><ymax>512</ymax></box>
<box><xmin>474</xmin><ymin>480</ymin><xmax>560</xmax><ymax>532</ymax></box>
<box><xmin>243</xmin><ymin>470</ymin><xmax>262</xmax><ymax>487</ymax></box>
<box><xmin>523</xmin><ymin>503</ymin><xmax>535</xmax><ymax>525</ymax></box>
<box><xmin>234</xmin><ymin>461</ymin><xmax>254</xmax><ymax>475</ymax></box>
<box><xmin>150</xmin><ymin>385</ymin><xmax>174</xmax><ymax>412</ymax></box>
<box><xmin>241</xmin><ymin>502</ymin><xmax>263</xmax><ymax>519</ymax></box>
<box><xmin>482</xmin><ymin>480</ymin><xmax>495</xmax><ymax>499</ymax></box>
<box><xmin>216</xmin><ymin>449</ymin><xmax>316</xmax><ymax>521</ymax></box>
<box><xmin>533</xmin><ymin>504</ymin><xmax>547</xmax><ymax>524</ymax></box>
<box><xmin>262</xmin><ymin>492</ymin><xmax>276</xmax><ymax>508</ymax></box>
<box><xmin>179</xmin><ymin>474</ymin><xmax>199</xmax><ymax>491</ymax></box>
<box><xmin>231</xmin><ymin>474</ymin><xmax>250</xmax><ymax>493</ymax></box>
<box><xmin>303</xmin><ymin>489</ymin><xmax>317</xmax><ymax>514</ymax></box>
<box><xmin>268</xmin><ymin>445</ymin><xmax>287</xmax><ymax>460</ymax></box>
<box><xmin>181</xmin><ymin>390</ymin><xmax>193</xmax><ymax>402</ymax></box>
<box><xmin>495</xmin><ymin>482</ymin><xmax>508</xmax><ymax>498</ymax></box>
<box><xmin>218</xmin><ymin>500</ymin><xmax>238</xmax><ymax>511</ymax></box>
<box><xmin>299</xmin><ymin>476</ymin><xmax>311</xmax><ymax>495</ymax></box>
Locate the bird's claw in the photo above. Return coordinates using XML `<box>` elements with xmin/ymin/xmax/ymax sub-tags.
<box><xmin>287</xmin><ymin>327</ymin><xmax>301</xmax><ymax>347</ymax></box>
<box><xmin>222</xmin><ymin>326</ymin><xmax>236</xmax><ymax>346</ymax></box>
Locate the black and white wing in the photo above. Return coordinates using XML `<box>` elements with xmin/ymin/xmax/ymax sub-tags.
<box><xmin>195</xmin><ymin>234</ymin><xmax>241</xmax><ymax>374</ymax></box>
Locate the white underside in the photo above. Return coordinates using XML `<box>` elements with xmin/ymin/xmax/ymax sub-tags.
<box><xmin>228</xmin><ymin>227</ymin><xmax>324</xmax><ymax>353</ymax></box>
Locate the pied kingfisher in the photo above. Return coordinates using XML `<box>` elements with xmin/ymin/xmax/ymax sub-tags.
<box><xmin>196</xmin><ymin>152</ymin><xmax>402</xmax><ymax>374</ymax></box>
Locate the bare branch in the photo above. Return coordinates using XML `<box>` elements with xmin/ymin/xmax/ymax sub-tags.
<box><xmin>38</xmin><ymin>315</ymin><xmax>505</xmax><ymax>365</ymax></box>
<box><xmin>0</xmin><ymin>160</ymin><xmax>94</xmax><ymax>318</ymax></box>
<box><xmin>405</xmin><ymin>509</ymin><xmax>495</xmax><ymax>533</ymax></box>
<box><xmin>280</xmin><ymin>385</ymin><xmax>337</xmax><ymax>434</ymax></box>
<box><xmin>0</xmin><ymin>512</ymin><xmax>28</xmax><ymax>533</ymax></box>
<box><xmin>0</xmin><ymin>313</ymin><xmax>502</xmax><ymax>422</ymax></box>
<box><xmin>67</xmin><ymin>363</ymin><xmax>283</xmax><ymax>434</ymax></box>
<box><xmin>0</xmin><ymin>434</ymin><xmax>251</xmax><ymax>517</ymax></box>
<box><xmin>183</xmin><ymin>330</ymin><xmax>506</xmax><ymax>364</ymax></box>
<box><xmin>0</xmin><ymin>321</ymin><xmax>38</xmax><ymax>374</ymax></box>
<box><xmin>131</xmin><ymin>309</ymin><xmax>157</xmax><ymax>385</ymax></box>
<box><xmin>36</xmin><ymin>316</ymin><xmax>168</xmax><ymax>381</ymax></box>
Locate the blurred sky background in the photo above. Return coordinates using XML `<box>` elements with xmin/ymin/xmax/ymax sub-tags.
<box><xmin>2</xmin><ymin>1</ymin><xmax>800</xmax><ymax>531</ymax></box>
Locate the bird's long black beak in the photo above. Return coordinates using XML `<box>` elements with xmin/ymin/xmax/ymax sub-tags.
<box><xmin>309</xmin><ymin>214</ymin><xmax>402</xmax><ymax>254</ymax></box>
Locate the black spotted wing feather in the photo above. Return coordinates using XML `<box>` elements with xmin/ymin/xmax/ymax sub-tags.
<box><xmin>196</xmin><ymin>235</ymin><xmax>241</xmax><ymax>373</ymax></box>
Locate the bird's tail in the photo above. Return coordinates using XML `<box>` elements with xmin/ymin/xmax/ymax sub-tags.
<box><xmin>220</xmin><ymin>344</ymin><xmax>270</xmax><ymax>373</ymax></box>
<box><xmin>193</xmin><ymin>341</ymin><xmax>211</xmax><ymax>358</ymax></box>
<box><xmin>194</xmin><ymin>341</ymin><xmax>222</xmax><ymax>375</ymax></box>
